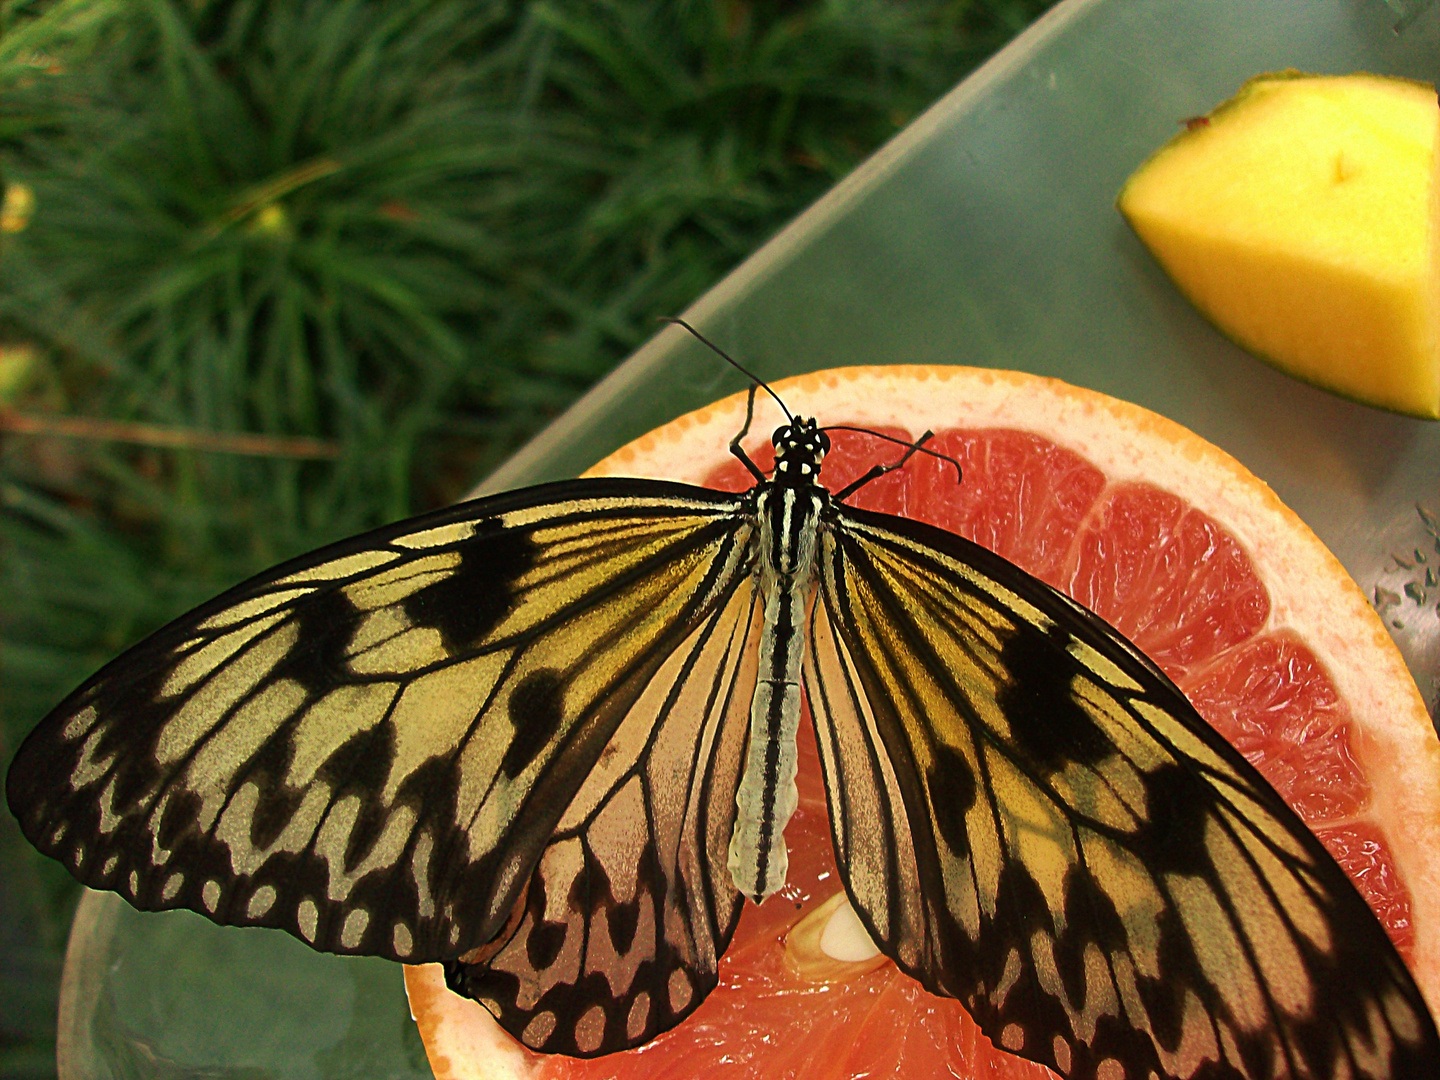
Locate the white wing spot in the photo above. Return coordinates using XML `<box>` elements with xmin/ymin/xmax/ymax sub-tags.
<box><xmin>627</xmin><ymin>992</ymin><xmax>651</xmax><ymax>1041</ymax></box>
<box><xmin>449</xmin><ymin>923</ymin><xmax>461</xmax><ymax>946</ymax></box>
<box><xmin>247</xmin><ymin>885</ymin><xmax>277</xmax><ymax>919</ymax></box>
<box><xmin>71</xmin><ymin>843</ymin><xmax>86</xmax><ymax>869</ymax></box>
<box><xmin>341</xmin><ymin>908</ymin><xmax>370</xmax><ymax>949</ymax></box>
<box><xmin>97</xmin><ymin>775</ymin><xmax>125</xmax><ymax>836</ymax></box>
<box><xmin>1097</xmin><ymin>1059</ymin><xmax>1125</xmax><ymax>1080</ymax></box>
<box><xmin>522</xmin><ymin>1011</ymin><xmax>556</xmax><ymax>1048</ymax></box>
<box><xmin>127</xmin><ymin>870</ymin><xmax>139</xmax><ymax>896</ymax></box>
<box><xmin>101</xmin><ymin>854</ymin><xmax>118</xmax><ymax>877</ymax></box>
<box><xmin>50</xmin><ymin>821</ymin><xmax>67</xmax><ymax>845</ymax></box>
<box><xmin>1383</xmin><ymin>987</ymin><xmax>1423</xmax><ymax>1046</ymax></box>
<box><xmin>1053</xmin><ymin>1035</ymin><xmax>1072</xmax><ymax>1073</ymax></box>
<box><xmin>1002</xmin><ymin>1023</ymin><xmax>1025</xmax><ymax>1051</ymax></box>
<box><xmin>298</xmin><ymin>898</ymin><xmax>319</xmax><ymax>943</ymax></box>
<box><xmin>70</xmin><ymin>725</ymin><xmax>117</xmax><ymax>790</ymax></box>
<box><xmin>992</xmin><ymin>948</ymin><xmax>1023</xmax><ymax>1009</ymax></box>
<box><xmin>668</xmin><ymin>968</ymin><xmax>692</xmax><ymax>1013</ymax></box>
<box><xmin>162</xmin><ymin>871</ymin><xmax>184</xmax><ymax>901</ymax></box>
<box><xmin>411</xmin><ymin>830</ymin><xmax>436</xmax><ymax>918</ymax></box>
<box><xmin>576</xmin><ymin>1005</ymin><xmax>606</xmax><ymax>1054</ymax></box>
<box><xmin>202</xmin><ymin>879</ymin><xmax>221</xmax><ymax>913</ymax></box>
<box><xmin>393</xmin><ymin>922</ymin><xmax>413</xmax><ymax>957</ymax></box>
<box><xmin>61</xmin><ymin>705</ymin><xmax>101</xmax><ymax>742</ymax></box>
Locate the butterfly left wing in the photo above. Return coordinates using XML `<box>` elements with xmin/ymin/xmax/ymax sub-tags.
<box><xmin>803</xmin><ymin>504</ymin><xmax>1440</xmax><ymax>1080</ymax></box>
<box><xmin>5</xmin><ymin>479</ymin><xmax>757</xmax><ymax>993</ymax></box>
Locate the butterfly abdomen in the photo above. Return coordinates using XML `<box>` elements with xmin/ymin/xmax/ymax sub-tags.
<box><xmin>728</xmin><ymin>485</ymin><xmax>824</xmax><ymax>903</ymax></box>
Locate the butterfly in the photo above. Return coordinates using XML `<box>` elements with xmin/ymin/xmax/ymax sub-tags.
<box><xmin>6</xmin><ymin>359</ymin><xmax>1439</xmax><ymax>1080</ymax></box>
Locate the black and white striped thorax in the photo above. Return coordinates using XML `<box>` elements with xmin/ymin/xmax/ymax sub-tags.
<box><xmin>727</xmin><ymin>417</ymin><xmax>831</xmax><ymax>902</ymax></box>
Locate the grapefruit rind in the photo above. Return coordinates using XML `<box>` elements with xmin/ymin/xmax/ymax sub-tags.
<box><xmin>406</xmin><ymin>365</ymin><xmax>1440</xmax><ymax>1078</ymax></box>
<box><xmin>405</xmin><ymin>963</ymin><xmax>529</xmax><ymax>1080</ymax></box>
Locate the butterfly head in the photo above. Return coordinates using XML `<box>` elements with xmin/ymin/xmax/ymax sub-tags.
<box><xmin>771</xmin><ymin>417</ymin><xmax>830</xmax><ymax>487</ymax></box>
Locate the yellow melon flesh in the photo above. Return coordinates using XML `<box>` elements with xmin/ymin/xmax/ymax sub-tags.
<box><xmin>1119</xmin><ymin>72</ymin><xmax>1440</xmax><ymax>420</ymax></box>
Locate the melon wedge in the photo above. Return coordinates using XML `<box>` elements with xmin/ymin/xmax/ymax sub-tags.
<box><xmin>1119</xmin><ymin>71</ymin><xmax>1440</xmax><ymax>420</ymax></box>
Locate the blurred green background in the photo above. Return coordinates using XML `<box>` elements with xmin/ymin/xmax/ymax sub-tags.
<box><xmin>0</xmin><ymin>0</ymin><xmax>1055</xmax><ymax>1075</ymax></box>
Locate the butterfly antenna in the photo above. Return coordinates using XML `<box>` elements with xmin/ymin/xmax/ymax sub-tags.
<box><xmin>659</xmin><ymin>317</ymin><xmax>792</xmax><ymax>421</ymax></box>
<box><xmin>821</xmin><ymin>426</ymin><xmax>964</xmax><ymax>498</ymax></box>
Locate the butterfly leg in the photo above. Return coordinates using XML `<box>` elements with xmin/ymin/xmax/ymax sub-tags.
<box><xmin>729</xmin><ymin>384</ymin><xmax>768</xmax><ymax>483</ymax></box>
<box><xmin>832</xmin><ymin>429</ymin><xmax>938</xmax><ymax>502</ymax></box>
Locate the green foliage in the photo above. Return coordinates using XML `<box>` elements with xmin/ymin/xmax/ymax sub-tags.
<box><xmin>0</xmin><ymin>0</ymin><xmax>1053</xmax><ymax>1075</ymax></box>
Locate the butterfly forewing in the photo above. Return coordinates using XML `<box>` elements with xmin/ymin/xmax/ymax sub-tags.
<box><xmin>6</xmin><ymin>479</ymin><xmax>756</xmax><ymax>975</ymax></box>
<box><xmin>805</xmin><ymin>504</ymin><xmax>1440</xmax><ymax>1080</ymax></box>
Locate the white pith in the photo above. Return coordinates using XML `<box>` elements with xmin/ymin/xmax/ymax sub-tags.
<box><xmin>820</xmin><ymin>896</ymin><xmax>882</xmax><ymax>963</ymax></box>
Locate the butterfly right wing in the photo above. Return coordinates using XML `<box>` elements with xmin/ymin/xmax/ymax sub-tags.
<box><xmin>804</xmin><ymin>504</ymin><xmax>1440</xmax><ymax>1080</ymax></box>
<box><xmin>6</xmin><ymin>479</ymin><xmax>757</xmax><ymax>991</ymax></box>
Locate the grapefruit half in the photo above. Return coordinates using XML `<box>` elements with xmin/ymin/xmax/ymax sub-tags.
<box><xmin>404</xmin><ymin>365</ymin><xmax>1440</xmax><ymax>1079</ymax></box>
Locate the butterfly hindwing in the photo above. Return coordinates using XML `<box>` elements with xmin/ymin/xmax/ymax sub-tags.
<box><xmin>6</xmin><ymin>479</ymin><xmax>756</xmax><ymax>984</ymax></box>
<box><xmin>445</xmin><ymin>574</ymin><xmax>761</xmax><ymax>1055</ymax></box>
<box><xmin>805</xmin><ymin>503</ymin><xmax>1440</xmax><ymax>1080</ymax></box>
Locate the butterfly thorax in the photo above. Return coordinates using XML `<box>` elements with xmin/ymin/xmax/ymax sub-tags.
<box><xmin>768</xmin><ymin>416</ymin><xmax>831</xmax><ymax>490</ymax></box>
<box><xmin>726</xmin><ymin>418</ymin><xmax>829</xmax><ymax>903</ymax></box>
